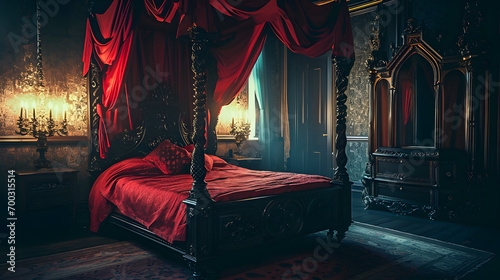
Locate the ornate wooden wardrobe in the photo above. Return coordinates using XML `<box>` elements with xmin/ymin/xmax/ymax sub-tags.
<box><xmin>362</xmin><ymin>7</ymin><xmax>492</xmax><ymax>221</ymax></box>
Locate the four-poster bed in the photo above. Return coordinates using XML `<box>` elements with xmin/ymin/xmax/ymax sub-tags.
<box><xmin>84</xmin><ymin>0</ymin><xmax>355</xmax><ymax>278</ymax></box>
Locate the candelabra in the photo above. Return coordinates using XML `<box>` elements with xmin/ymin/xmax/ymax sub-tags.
<box><xmin>15</xmin><ymin>108</ymin><xmax>68</xmax><ymax>168</ymax></box>
<box><xmin>13</xmin><ymin>0</ymin><xmax>69</xmax><ymax>168</ymax></box>
<box><xmin>230</xmin><ymin>120</ymin><xmax>250</xmax><ymax>156</ymax></box>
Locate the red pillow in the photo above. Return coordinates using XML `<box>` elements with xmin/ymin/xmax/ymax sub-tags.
<box><xmin>184</xmin><ymin>145</ymin><xmax>214</xmax><ymax>171</ymax></box>
<box><xmin>204</xmin><ymin>154</ymin><xmax>214</xmax><ymax>171</ymax></box>
<box><xmin>144</xmin><ymin>140</ymin><xmax>191</xmax><ymax>174</ymax></box>
<box><xmin>209</xmin><ymin>155</ymin><xmax>227</xmax><ymax>167</ymax></box>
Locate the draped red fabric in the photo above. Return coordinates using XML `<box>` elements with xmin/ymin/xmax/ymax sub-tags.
<box><xmin>271</xmin><ymin>0</ymin><xmax>346</xmax><ymax>57</ymax></box>
<box><xmin>83</xmin><ymin>0</ymin><xmax>135</xmax><ymax>158</ymax></box>
<box><xmin>143</xmin><ymin>0</ymin><xmax>178</xmax><ymax>23</ymax></box>
<box><xmin>127</xmin><ymin>14</ymin><xmax>194</xmax><ymax>117</ymax></box>
<box><xmin>209</xmin><ymin>0</ymin><xmax>354</xmax><ymax>108</ymax></box>
<box><xmin>89</xmin><ymin>157</ymin><xmax>333</xmax><ymax>242</ymax></box>
<box><xmin>83</xmin><ymin>0</ymin><xmax>354</xmax><ymax>159</ymax></box>
<box><xmin>211</xmin><ymin>23</ymin><xmax>268</xmax><ymax>108</ymax></box>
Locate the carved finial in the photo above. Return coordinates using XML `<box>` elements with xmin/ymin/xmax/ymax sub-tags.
<box><xmin>88</xmin><ymin>1</ymin><xmax>94</xmax><ymax>15</ymax></box>
<box><xmin>366</xmin><ymin>14</ymin><xmax>387</xmax><ymax>70</ymax></box>
<box><xmin>404</xmin><ymin>17</ymin><xmax>420</xmax><ymax>35</ymax></box>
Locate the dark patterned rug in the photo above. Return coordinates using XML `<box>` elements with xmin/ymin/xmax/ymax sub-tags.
<box><xmin>1</xmin><ymin>222</ymin><xmax>494</xmax><ymax>280</ymax></box>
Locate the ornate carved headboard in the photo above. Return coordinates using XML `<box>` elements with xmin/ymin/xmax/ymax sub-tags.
<box><xmin>87</xmin><ymin>61</ymin><xmax>192</xmax><ymax>182</ymax></box>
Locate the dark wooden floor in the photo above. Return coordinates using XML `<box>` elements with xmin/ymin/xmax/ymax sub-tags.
<box><xmin>351</xmin><ymin>184</ymin><xmax>499</xmax><ymax>279</ymax></box>
<box><xmin>4</xmin><ymin>187</ymin><xmax>498</xmax><ymax>278</ymax></box>
<box><xmin>351</xmin><ymin>185</ymin><xmax>499</xmax><ymax>253</ymax></box>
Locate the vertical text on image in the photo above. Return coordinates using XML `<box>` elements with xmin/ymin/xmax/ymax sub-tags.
<box><xmin>7</xmin><ymin>170</ymin><xmax>17</xmax><ymax>273</ymax></box>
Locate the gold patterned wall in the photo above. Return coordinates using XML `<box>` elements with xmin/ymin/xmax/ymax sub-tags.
<box><xmin>0</xmin><ymin>0</ymin><xmax>90</xmax><ymax>200</ymax></box>
<box><xmin>0</xmin><ymin>42</ymin><xmax>87</xmax><ymax>137</ymax></box>
<box><xmin>0</xmin><ymin>0</ymin><xmax>88</xmax><ymax>137</ymax></box>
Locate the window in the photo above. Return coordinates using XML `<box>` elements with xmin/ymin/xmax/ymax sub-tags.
<box><xmin>216</xmin><ymin>70</ymin><xmax>260</xmax><ymax>139</ymax></box>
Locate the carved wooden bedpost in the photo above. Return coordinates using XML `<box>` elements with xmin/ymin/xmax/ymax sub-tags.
<box><xmin>187</xmin><ymin>26</ymin><xmax>214</xmax><ymax>204</ymax></box>
<box><xmin>183</xmin><ymin>25</ymin><xmax>215</xmax><ymax>279</ymax></box>
<box><xmin>88</xmin><ymin>59</ymin><xmax>104</xmax><ymax>183</ymax></box>
<box><xmin>331</xmin><ymin>55</ymin><xmax>354</xmax><ymax>242</ymax></box>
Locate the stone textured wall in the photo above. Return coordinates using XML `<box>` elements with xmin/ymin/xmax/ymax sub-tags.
<box><xmin>344</xmin><ymin>11</ymin><xmax>376</xmax><ymax>182</ymax></box>
<box><xmin>0</xmin><ymin>1</ymin><xmax>90</xmax><ymax>200</ymax></box>
<box><xmin>345</xmin><ymin>141</ymin><xmax>368</xmax><ymax>183</ymax></box>
<box><xmin>346</xmin><ymin>12</ymin><xmax>374</xmax><ymax>137</ymax></box>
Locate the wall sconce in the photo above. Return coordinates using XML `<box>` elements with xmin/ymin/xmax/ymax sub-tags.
<box><xmin>15</xmin><ymin>100</ymin><xmax>68</xmax><ymax>168</ymax></box>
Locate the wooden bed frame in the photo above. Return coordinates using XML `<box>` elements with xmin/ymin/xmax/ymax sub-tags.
<box><xmin>87</xmin><ymin>26</ymin><xmax>354</xmax><ymax>279</ymax></box>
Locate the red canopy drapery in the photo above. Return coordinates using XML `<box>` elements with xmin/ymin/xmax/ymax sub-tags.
<box><xmin>83</xmin><ymin>0</ymin><xmax>135</xmax><ymax>158</ymax></box>
<box><xmin>83</xmin><ymin>0</ymin><xmax>354</xmax><ymax>159</ymax></box>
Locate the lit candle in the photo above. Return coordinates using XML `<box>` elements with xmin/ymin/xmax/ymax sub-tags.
<box><xmin>31</xmin><ymin>101</ymin><xmax>36</xmax><ymax>119</ymax></box>
<box><xmin>232</xmin><ymin>117</ymin><xmax>234</xmax><ymax>127</ymax></box>
<box><xmin>21</xmin><ymin>101</ymin><xmax>27</xmax><ymax>118</ymax></box>
<box><xmin>20</xmin><ymin>106</ymin><xmax>23</xmax><ymax>119</ymax></box>
<box><xmin>48</xmin><ymin>101</ymin><xmax>53</xmax><ymax>120</ymax></box>
<box><xmin>63</xmin><ymin>103</ymin><xmax>68</xmax><ymax>121</ymax></box>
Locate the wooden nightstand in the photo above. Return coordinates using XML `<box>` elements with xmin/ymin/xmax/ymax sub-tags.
<box><xmin>15</xmin><ymin>167</ymin><xmax>78</xmax><ymax>228</ymax></box>
<box><xmin>223</xmin><ymin>157</ymin><xmax>262</xmax><ymax>170</ymax></box>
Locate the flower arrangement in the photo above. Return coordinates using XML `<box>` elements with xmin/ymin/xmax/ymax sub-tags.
<box><xmin>230</xmin><ymin>121</ymin><xmax>251</xmax><ymax>156</ymax></box>
<box><xmin>230</xmin><ymin>121</ymin><xmax>251</xmax><ymax>144</ymax></box>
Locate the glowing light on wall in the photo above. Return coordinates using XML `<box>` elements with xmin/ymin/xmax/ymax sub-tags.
<box><xmin>15</xmin><ymin>96</ymin><xmax>70</xmax><ymax>122</ymax></box>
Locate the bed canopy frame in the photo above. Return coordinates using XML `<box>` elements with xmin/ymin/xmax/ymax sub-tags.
<box><xmin>85</xmin><ymin>0</ymin><xmax>355</xmax><ymax>278</ymax></box>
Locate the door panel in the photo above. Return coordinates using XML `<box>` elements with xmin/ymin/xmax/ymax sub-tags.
<box><xmin>288</xmin><ymin>51</ymin><xmax>333</xmax><ymax>177</ymax></box>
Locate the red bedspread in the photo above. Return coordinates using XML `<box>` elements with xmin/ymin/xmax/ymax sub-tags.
<box><xmin>89</xmin><ymin>157</ymin><xmax>332</xmax><ymax>243</ymax></box>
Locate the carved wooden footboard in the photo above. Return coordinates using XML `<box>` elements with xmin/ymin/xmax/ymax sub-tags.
<box><xmin>107</xmin><ymin>184</ymin><xmax>348</xmax><ymax>279</ymax></box>
<box><xmin>185</xmin><ymin>185</ymin><xmax>345</xmax><ymax>254</ymax></box>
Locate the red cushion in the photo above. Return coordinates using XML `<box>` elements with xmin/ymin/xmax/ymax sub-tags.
<box><xmin>184</xmin><ymin>144</ymin><xmax>215</xmax><ymax>171</ymax></box>
<box><xmin>209</xmin><ymin>155</ymin><xmax>228</xmax><ymax>167</ymax></box>
<box><xmin>144</xmin><ymin>140</ymin><xmax>191</xmax><ymax>174</ymax></box>
<box><xmin>205</xmin><ymin>154</ymin><xmax>214</xmax><ymax>171</ymax></box>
